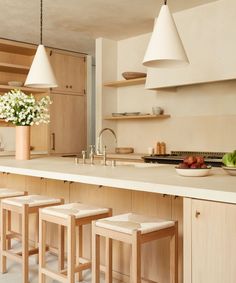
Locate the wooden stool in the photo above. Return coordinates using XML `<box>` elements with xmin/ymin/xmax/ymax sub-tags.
<box><xmin>92</xmin><ymin>213</ymin><xmax>178</xmax><ymax>283</ymax></box>
<box><xmin>0</xmin><ymin>194</ymin><xmax>63</xmax><ymax>283</ymax></box>
<box><xmin>0</xmin><ymin>188</ymin><xmax>27</xmax><ymax>241</ymax></box>
<box><xmin>0</xmin><ymin>188</ymin><xmax>26</xmax><ymax>200</ymax></box>
<box><xmin>39</xmin><ymin>202</ymin><xmax>112</xmax><ymax>283</ymax></box>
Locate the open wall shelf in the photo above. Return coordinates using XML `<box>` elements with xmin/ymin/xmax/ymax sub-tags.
<box><xmin>104</xmin><ymin>77</ymin><xmax>146</xmax><ymax>87</ymax></box>
<box><xmin>104</xmin><ymin>114</ymin><xmax>170</xmax><ymax>120</ymax></box>
<box><xmin>0</xmin><ymin>85</ymin><xmax>45</xmax><ymax>94</ymax></box>
<box><xmin>0</xmin><ymin>62</ymin><xmax>30</xmax><ymax>74</ymax></box>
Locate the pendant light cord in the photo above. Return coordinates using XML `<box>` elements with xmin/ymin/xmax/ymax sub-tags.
<box><xmin>40</xmin><ymin>0</ymin><xmax>43</xmax><ymax>44</ymax></box>
<box><xmin>164</xmin><ymin>0</ymin><xmax>167</xmax><ymax>4</ymax></box>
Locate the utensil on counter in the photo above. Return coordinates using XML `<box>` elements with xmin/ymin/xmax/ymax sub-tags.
<box><xmin>115</xmin><ymin>147</ymin><xmax>134</xmax><ymax>154</ymax></box>
<box><xmin>122</xmin><ymin>72</ymin><xmax>147</xmax><ymax>80</ymax></box>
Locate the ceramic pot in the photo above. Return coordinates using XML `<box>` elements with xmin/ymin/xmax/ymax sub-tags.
<box><xmin>15</xmin><ymin>126</ymin><xmax>30</xmax><ymax>160</ymax></box>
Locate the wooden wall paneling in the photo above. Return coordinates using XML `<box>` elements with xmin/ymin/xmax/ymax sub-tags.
<box><xmin>132</xmin><ymin>191</ymin><xmax>172</xmax><ymax>283</ymax></box>
<box><xmin>191</xmin><ymin>199</ymin><xmax>236</xmax><ymax>283</ymax></box>
<box><xmin>25</xmin><ymin>176</ymin><xmax>46</xmax><ymax>195</ymax></box>
<box><xmin>5</xmin><ymin>173</ymin><xmax>26</xmax><ymax>191</ymax></box>
<box><xmin>25</xmin><ymin>176</ymin><xmax>46</xmax><ymax>241</ymax></box>
<box><xmin>3</xmin><ymin>174</ymin><xmax>26</xmax><ymax>237</ymax></box>
<box><xmin>183</xmin><ymin>198</ymin><xmax>192</xmax><ymax>283</ymax></box>
<box><xmin>44</xmin><ymin>179</ymin><xmax>70</xmax><ymax>249</ymax></box>
<box><xmin>172</xmin><ymin>196</ymin><xmax>183</xmax><ymax>283</ymax></box>
<box><xmin>0</xmin><ymin>172</ymin><xmax>8</xmax><ymax>187</ymax></box>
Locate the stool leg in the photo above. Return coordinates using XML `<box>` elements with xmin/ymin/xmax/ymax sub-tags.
<box><xmin>1</xmin><ymin>207</ymin><xmax>7</xmax><ymax>273</ymax></box>
<box><xmin>105</xmin><ymin>237</ymin><xmax>112</xmax><ymax>283</ymax></box>
<box><xmin>170</xmin><ymin>223</ymin><xmax>178</xmax><ymax>283</ymax></box>
<box><xmin>7</xmin><ymin>210</ymin><xmax>11</xmax><ymax>250</ymax></box>
<box><xmin>58</xmin><ymin>224</ymin><xmax>65</xmax><ymax>271</ymax></box>
<box><xmin>68</xmin><ymin>215</ymin><xmax>76</xmax><ymax>283</ymax></box>
<box><xmin>35</xmin><ymin>214</ymin><xmax>39</xmax><ymax>264</ymax></box>
<box><xmin>92</xmin><ymin>222</ymin><xmax>100</xmax><ymax>283</ymax></box>
<box><xmin>39</xmin><ymin>216</ymin><xmax>46</xmax><ymax>283</ymax></box>
<box><xmin>131</xmin><ymin>231</ymin><xmax>141</xmax><ymax>283</ymax></box>
<box><xmin>22</xmin><ymin>204</ymin><xmax>29</xmax><ymax>283</ymax></box>
<box><xmin>76</xmin><ymin>225</ymin><xmax>83</xmax><ymax>281</ymax></box>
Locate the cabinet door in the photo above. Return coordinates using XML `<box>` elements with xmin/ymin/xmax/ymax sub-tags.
<box><xmin>49</xmin><ymin>50</ymin><xmax>86</xmax><ymax>95</ymax></box>
<box><xmin>191</xmin><ymin>199</ymin><xmax>236</xmax><ymax>283</ymax></box>
<box><xmin>67</xmin><ymin>55</ymin><xmax>86</xmax><ymax>95</ymax></box>
<box><xmin>50</xmin><ymin>93</ymin><xmax>86</xmax><ymax>154</ymax></box>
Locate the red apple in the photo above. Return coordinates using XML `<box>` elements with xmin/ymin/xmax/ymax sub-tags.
<box><xmin>196</xmin><ymin>156</ymin><xmax>204</xmax><ymax>165</ymax></box>
<box><xmin>186</xmin><ymin>156</ymin><xmax>197</xmax><ymax>166</ymax></box>
<box><xmin>178</xmin><ymin>162</ymin><xmax>189</xmax><ymax>169</ymax></box>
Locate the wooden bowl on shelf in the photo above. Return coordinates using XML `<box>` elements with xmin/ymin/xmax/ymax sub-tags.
<box><xmin>115</xmin><ymin>147</ymin><xmax>134</xmax><ymax>154</ymax></box>
<box><xmin>122</xmin><ymin>72</ymin><xmax>146</xmax><ymax>80</ymax></box>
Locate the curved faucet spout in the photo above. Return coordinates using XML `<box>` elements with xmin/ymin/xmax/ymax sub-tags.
<box><xmin>97</xmin><ymin>128</ymin><xmax>117</xmax><ymax>155</ymax></box>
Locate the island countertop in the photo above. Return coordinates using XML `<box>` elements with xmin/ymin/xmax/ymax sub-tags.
<box><xmin>0</xmin><ymin>156</ymin><xmax>235</xmax><ymax>204</ymax></box>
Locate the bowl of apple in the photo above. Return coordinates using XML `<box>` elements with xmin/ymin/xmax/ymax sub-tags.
<box><xmin>176</xmin><ymin>156</ymin><xmax>211</xmax><ymax>177</ymax></box>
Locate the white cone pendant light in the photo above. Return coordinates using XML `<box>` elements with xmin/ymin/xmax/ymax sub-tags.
<box><xmin>25</xmin><ymin>45</ymin><xmax>57</xmax><ymax>88</ymax></box>
<box><xmin>143</xmin><ymin>1</ymin><xmax>189</xmax><ymax>68</ymax></box>
<box><xmin>25</xmin><ymin>0</ymin><xmax>57</xmax><ymax>88</ymax></box>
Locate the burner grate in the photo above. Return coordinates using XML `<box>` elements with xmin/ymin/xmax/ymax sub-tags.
<box><xmin>171</xmin><ymin>151</ymin><xmax>226</xmax><ymax>158</ymax></box>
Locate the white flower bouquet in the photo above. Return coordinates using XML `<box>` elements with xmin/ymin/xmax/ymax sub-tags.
<box><xmin>0</xmin><ymin>89</ymin><xmax>51</xmax><ymax>126</ymax></box>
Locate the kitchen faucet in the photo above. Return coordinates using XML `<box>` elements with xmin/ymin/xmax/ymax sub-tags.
<box><xmin>97</xmin><ymin>128</ymin><xmax>117</xmax><ymax>155</ymax></box>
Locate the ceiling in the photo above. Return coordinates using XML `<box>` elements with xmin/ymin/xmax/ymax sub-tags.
<box><xmin>0</xmin><ymin>0</ymin><xmax>217</xmax><ymax>55</ymax></box>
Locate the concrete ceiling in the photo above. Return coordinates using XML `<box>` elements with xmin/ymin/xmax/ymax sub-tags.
<box><xmin>0</xmin><ymin>0</ymin><xmax>217</xmax><ymax>55</ymax></box>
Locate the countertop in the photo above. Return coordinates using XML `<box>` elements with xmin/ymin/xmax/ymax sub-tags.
<box><xmin>0</xmin><ymin>156</ymin><xmax>235</xmax><ymax>204</ymax></box>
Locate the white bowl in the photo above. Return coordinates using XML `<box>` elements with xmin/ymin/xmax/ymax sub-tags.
<box><xmin>222</xmin><ymin>166</ymin><xmax>236</xmax><ymax>176</ymax></box>
<box><xmin>175</xmin><ymin>166</ymin><xmax>212</xmax><ymax>177</ymax></box>
<box><xmin>8</xmin><ymin>81</ymin><xmax>23</xmax><ymax>87</ymax></box>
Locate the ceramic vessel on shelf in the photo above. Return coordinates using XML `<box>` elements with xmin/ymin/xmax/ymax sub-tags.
<box><xmin>122</xmin><ymin>72</ymin><xmax>147</xmax><ymax>80</ymax></box>
<box><xmin>8</xmin><ymin>81</ymin><xmax>23</xmax><ymax>87</ymax></box>
<box><xmin>222</xmin><ymin>166</ymin><xmax>236</xmax><ymax>176</ymax></box>
<box><xmin>15</xmin><ymin>126</ymin><xmax>30</xmax><ymax>160</ymax></box>
<box><xmin>152</xmin><ymin>106</ymin><xmax>164</xmax><ymax>115</ymax></box>
<box><xmin>175</xmin><ymin>166</ymin><xmax>212</xmax><ymax>177</ymax></box>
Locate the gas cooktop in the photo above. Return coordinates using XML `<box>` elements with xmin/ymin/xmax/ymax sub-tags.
<box><xmin>142</xmin><ymin>151</ymin><xmax>225</xmax><ymax>167</ymax></box>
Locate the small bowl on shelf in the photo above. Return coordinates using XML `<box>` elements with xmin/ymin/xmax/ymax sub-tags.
<box><xmin>8</xmin><ymin>81</ymin><xmax>23</xmax><ymax>87</ymax></box>
<box><xmin>112</xmin><ymin>112</ymin><xmax>126</xmax><ymax>117</ymax></box>
<box><xmin>122</xmin><ymin>72</ymin><xmax>146</xmax><ymax>80</ymax></box>
<box><xmin>222</xmin><ymin>166</ymin><xmax>236</xmax><ymax>176</ymax></box>
<box><xmin>175</xmin><ymin>166</ymin><xmax>212</xmax><ymax>177</ymax></box>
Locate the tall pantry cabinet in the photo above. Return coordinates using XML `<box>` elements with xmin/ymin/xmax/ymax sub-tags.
<box><xmin>48</xmin><ymin>49</ymin><xmax>87</xmax><ymax>154</ymax></box>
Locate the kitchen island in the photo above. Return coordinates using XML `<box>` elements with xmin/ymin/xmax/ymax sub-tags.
<box><xmin>0</xmin><ymin>156</ymin><xmax>235</xmax><ymax>283</ymax></box>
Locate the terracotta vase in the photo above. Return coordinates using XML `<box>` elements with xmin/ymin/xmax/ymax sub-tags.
<box><xmin>15</xmin><ymin>126</ymin><xmax>30</xmax><ymax>160</ymax></box>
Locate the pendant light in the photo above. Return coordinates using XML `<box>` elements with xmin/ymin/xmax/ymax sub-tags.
<box><xmin>25</xmin><ymin>0</ymin><xmax>58</xmax><ymax>88</ymax></box>
<box><xmin>143</xmin><ymin>0</ymin><xmax>189</xmax><ymax>68</ymax></box>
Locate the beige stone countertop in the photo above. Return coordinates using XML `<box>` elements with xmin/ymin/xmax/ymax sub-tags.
<box><xmin>0</xmin><ymin>156</ymin><xmax>235</xmax><ymax>204</ymax></box>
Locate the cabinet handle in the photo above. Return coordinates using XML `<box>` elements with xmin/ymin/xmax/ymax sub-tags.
<box><xmin>195</xmin><ymin>211</ymin><xmax>201</xmax><ymax>218</ymax></box>
<box><xmin>70</xmin><ymin>85</ymin><xmax>72</xmax><ymax>89</ymax></box>
<box><xmin>51</xmin><ymin>133</ymin><xmax>55</xmax><ymax>150</ymax></box>
<box><xmin>66</xmin><ymin>85</ymin><xmax>68</xmax><ymax>88</ymax></box>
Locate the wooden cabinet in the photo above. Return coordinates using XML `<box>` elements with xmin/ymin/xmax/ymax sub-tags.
<box><xmin>49</xmin><ymin>50</ymin><xmax>86</xmax><ymax>95</ymax></box>
<box><xmin>184</xmin><ymin>198</ymin><xmax>236</xmax><ymax>283</ymax></box>
<box><xmin>49</xmin><ymin>93</ymin><xmax>86</xmax><ymax>154</ymax></box>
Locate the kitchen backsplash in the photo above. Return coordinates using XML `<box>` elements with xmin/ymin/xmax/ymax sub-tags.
<box><xmin>0</xmin><ymin>128</ymin><xmax>15</xmax><ymax>151</ymax></box>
